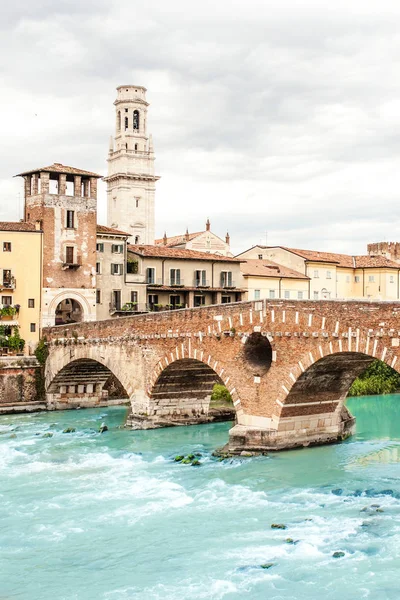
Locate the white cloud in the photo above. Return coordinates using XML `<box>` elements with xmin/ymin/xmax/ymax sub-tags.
<box><xmin>1</xmin><ymin>0</ymin><xmax>400</xmax><ymax>256</ymax></box>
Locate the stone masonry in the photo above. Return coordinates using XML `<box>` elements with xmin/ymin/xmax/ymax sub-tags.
<box><xmin>44</xmin><ymin>299</ymin><xmax>400</xmax><ymax>452</ymax></box>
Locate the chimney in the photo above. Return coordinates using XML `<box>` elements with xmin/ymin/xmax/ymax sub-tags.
<box><xmin>206</xmin><ymin>218</ymin><xmax>210</xmax><ymax>232</ymax></box>
<box><xmin>225</xmin><ymin>231</ymin><xmax>230</xmax><ymax>245</ymax></box>
<box><xmin>185</xmin><ymin>227</ymin><xmax>190</xmax><ymax>242</ymax></box>
<box><xmin>163</xmin><ymin>232</ymin><xmax>168</xmax><ymax>246</ymax></box>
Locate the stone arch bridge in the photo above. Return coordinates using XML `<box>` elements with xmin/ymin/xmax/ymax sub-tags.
<box><xmin>44</xmin><ymin>300</ymin><xmax>400</xmax><ymax>453</ymax></box>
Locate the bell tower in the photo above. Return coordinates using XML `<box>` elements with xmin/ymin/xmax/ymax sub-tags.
<box><xmin>105</xmin><ymin>85</ymin><xmax>159</xmax><ymax>244</ymax></box>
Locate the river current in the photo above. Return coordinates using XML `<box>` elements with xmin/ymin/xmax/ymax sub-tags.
<box><xmin>1</xmin><ymin>395</ymin><xmax>400</xmax><ymax>599</ymax></box>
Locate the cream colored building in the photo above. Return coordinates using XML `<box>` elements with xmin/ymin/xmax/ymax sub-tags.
<box><xmin>155</xmin><ymin>219</ymin><xmax>233</xmax><ymax>257</ymax></box>
<box><xmin>241</xmin><ymin>259</ymin><xmax>310</xmax><ymax>300</ymax></box>
<box><xmin>0</xmin><ymin>222</ymin><xmax>42</xmax><ymax>354</ymax></box>
<box><xmin>237</xmin><ymin>245</ymin><xmax>400</xmax><ymax>301</ymax></box>
<box><xmin>126</xmin><ymin>245</ymin><xmax>245</xmax><ymax>310</ymax></box>
<box><xmin>105</xmin><ymin>85</ymin><xmax>159</xmax><ymax>244</ymax></box>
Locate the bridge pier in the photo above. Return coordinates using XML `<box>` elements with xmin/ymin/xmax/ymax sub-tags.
<box><xmin>228</xmin><ymin>405</ymin><xmax>355</xmax><ymax>453</ymax></box>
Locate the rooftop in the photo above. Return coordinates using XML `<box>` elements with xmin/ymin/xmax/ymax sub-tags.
<box><xmin>128</xmin><ymin>245</ymin><xmax>241</xmax><ymax>262</ymax></box>
<box><xmin>154</xmin><ymin>232</ymin><xmax>203</xmax><ymax>247</ymax></box>
<box><xmin>15</xmin><ymin>163</ymin><xmax>102</xmax><ymax>178</ymax></box>
<box><xmin>0</xmin><ymin>221</ymin><xmax>40</xmax><ymax>232</ymax></box>
<box><xmin>96</xmin><ymin>225</ymin><xmax>130</xmax><ymax>237</ymax></box>
<box><xmin>242</xmin><ymin>246</ymin><xmax>400</xmax><ymax>269</ymax></box>
<box><xmin>241</xmin><ymin>259</ymin><xmax>309</xmax><ymax>279</ymax></box>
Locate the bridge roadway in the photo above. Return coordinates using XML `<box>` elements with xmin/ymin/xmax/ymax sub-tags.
<box><xmin>43</xmin><ymin>299</ymin><xmax>400</xmax><ymax>453</ymax></box>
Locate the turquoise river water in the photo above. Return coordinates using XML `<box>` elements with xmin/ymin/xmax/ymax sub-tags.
<box><xmin>2</xmin><ymin>395</ymin><xmax>400</xmax><ymax>599</ymax></box>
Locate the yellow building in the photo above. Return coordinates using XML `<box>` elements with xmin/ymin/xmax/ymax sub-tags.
<box><xmin>237</xmin><ymin>246</ymin><xmax>400</xmax><ymax>301</ymax></box>
<box><xmin>0</xmin><ymin>222</ymin><xmax>42</xmax><ymax>354</ymax></box>
<box><xmin>241</xmin><ymin>259</ymin><xmax>310</xmax><ymax>300</ymax></box>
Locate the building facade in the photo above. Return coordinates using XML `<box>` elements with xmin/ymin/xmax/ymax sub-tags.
<box><xmin>155</xmin><ymin>219</ymin><xmax>233</xmax><ymax>257</ymax></box>
<box><xmin>17</xmin><ymin>163</ymin><xmax>101</xmax><ymax>327</ymax></box>
<box><xmin>241</xmin><ymin>259</ymin><xmax>310</xmax><ymax>300</ymax></box>
<box><xmin>105</xmin><ymin>85</ymin><xmax>159</xmax><ymax>244</ymax></box>
<box><xmin>237</xmin><ymin>245</ymin><xmax>400</xmax><ymax>301</ymax></box>
<box><xmin>0</xmin><ymin>222</ymin><xmax>42</xmax><ymax>354</ymax></box>
<box><xmin>126</xmin><ymin>245</ymin><xmax>245</xmax><ymax>310</ymax></box>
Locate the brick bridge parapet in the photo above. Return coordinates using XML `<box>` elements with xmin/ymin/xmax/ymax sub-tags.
<box><xmin>43</xmin><ymin>299</ymin><xmax>400</xmax><ymax>452</ymax></box>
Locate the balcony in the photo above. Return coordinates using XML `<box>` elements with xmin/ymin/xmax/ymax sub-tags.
<box><xmin>167</xmin><ymin>278</ymin><xmax>185</xmax><ymax>287</ymax></box>
<box><xmin>146</xmin><ymin>278</ymin><xmax>163</xmax><ymax>286</ymax></box>
<box><xmin>221</xmin><ymin>280</ymin><xmax>236</xmax><ymax>289</ymax></box>
<box><xmin>109</xmin><ymin>302</ymin><xmax>147</xmax><ymax>315</ymax></box>
<box><xmin>147</xmin><ymin>303</ymin><xmax>186</xmax><ymax>312</ymax></box>
<box><xmin>1</xmin><ymin>277</ymin><xmax>16</xmax><ymax>291</ymax></box>
<box><xmin>194</xmin><ymin>279</ymin><xmax>210</xmax><ymax>288</ymax></box>
<box><xmin>62</xmin><ymin>256</ymin><xmax>82</xmax><ymax>270</ymax></box>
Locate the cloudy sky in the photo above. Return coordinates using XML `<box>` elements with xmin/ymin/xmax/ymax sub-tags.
<box><xmin>1</xmin><ymin>0</ymin><xmax>400</xmax><ymax>255</ymax></box>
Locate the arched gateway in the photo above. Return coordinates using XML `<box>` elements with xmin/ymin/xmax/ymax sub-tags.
<box><xmin>44</xmin><ymin>299</ymin><xmax>400</xmax><ymax>453</ymax></box>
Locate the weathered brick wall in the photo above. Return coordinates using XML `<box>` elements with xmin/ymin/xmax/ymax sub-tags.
<box><xmin>0</xmin><ymin>357</ymin><xmax>42</xmax><ymax>408</ymax></box>
<box><xmin>44</xmin><ymin>299</ymin><xmax>400</xmax><ymax>432</ymax></box>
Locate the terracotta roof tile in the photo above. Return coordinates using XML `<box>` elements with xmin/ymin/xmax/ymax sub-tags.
<box><xmin>15</xmin><ymin>163</ymin><xmax>102</xmax><ymax>178</ymax></box>
<box><xmin>154</xmin><ymin>231</ymin><xmax>204</xmax><ymax>246</ymax></box>
<box><xmin>128</xmin><ymin>245</ymin><xmax>241</xmax><ymax>262</ymax></box>
<box><xmin>96</xmin><ymin>224</ymin><xmax>130</xmax><ymax>237</ymax></box>
<box><xmin>240</xmin><ymin>260</ymin><xmax>309</xmax><ymax>280</ymax></box>
<box><xmin>0</xmin><ymin>221</ymin><xmax>40</xmax><ymax>232</ymax></box>
<box><xmin>266</xmin><ymin>246</ymin><xmax>400</xmax><ymax>269</ymax></box>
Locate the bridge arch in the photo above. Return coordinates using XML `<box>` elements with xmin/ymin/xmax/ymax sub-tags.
<box><xmin>142</xmin><ymin>351</ymin><xmax>241</xmax><ymax>427</ymax></box>
<box><xmin>270</xmin><ymin>333</ymin><xmax>400</xmax><ymax>448</ymax></box>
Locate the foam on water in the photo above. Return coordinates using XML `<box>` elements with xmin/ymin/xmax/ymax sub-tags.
<box><xmin>1</xmin><ymin>399</ymin><xmax>400</xmax><ymax>599</ymax></box>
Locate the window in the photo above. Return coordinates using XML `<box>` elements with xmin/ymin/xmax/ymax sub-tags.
<box><xmin>297</xmin><ymin>291</ymin><xmax>303</xmax><ymax>300</ymax></box>
<box><xmin>28</xmin><ymin>299</ymin><xmax>35</xmax><ymax>308</ymax></box>
<box><xmin>112</xmin><ymin>244</ymin><xmax>124</xmax><ymax>253</ymax></box>
<box><xmin>326</xmin><ymin>271</ymin><xmax>331</xmax><ymax>279</ymax></box>
<box><xmin>355</xmin><ymin>276</ymin><xmax>360</xmax><ymax>283</ymax></box>
<box><xmin>96</xmin><ymin>290</ymin><xmax>101</xmax><ymax>304</ymax></box>
<box><xmin>112</xmin><ymin>290</ymin><xmax>121</xmax><ymax>310</ymax></box>
<box><xmin>313</xmin><ymin>270</ymin><xmax>319</xmax><ymax>278</ymax></box>
<box><xmin>30</xmin><ymin>323</ymin><xmax>36</xmax><ymax>333</ymax></box>
<box><xmin>117</xmin><ymin>111</ymin><xmax>121</xmax><ymax>131</ymax></box>
<box><xmin>135</xmin><ymin>144</ymin><xmax>138</xmax><ymax>152</ymax></box>
<box><xmin>195</xmin><ymin>270</ymin><xmax>207</xmax><ymax>286</ymax></box>
<box><xmin>66</xmin><ymin>210</ymin><xmax>74</xmax><ymax>229</ymax></box>
<box><xmin>170</xmin><ymin>295</ymin><xmax>181</xmax><ymax>308</ymax></box>
<box><xmin>313</xmin><ymin>291</ymin><xmax>319</xmax><ymax>300</ymax></box>
<box><xmin>96</xmin><ymin>243</ymin><xmax>104</xmax><ymax>252</ymax></box>
<box><xmin>390</xmin><ymin>275</ymin><xmax>395</xmax><ymax>283</ymax></box>
<box><xmin>146</xmin><ymin>268</ymin><xmax>155</xmax><ymax>284</ymax></box>
<box><xmin>3</xmin><ymin>242</ymin><xmax>11</xmax><ymax>252</ymax></box>
<box><xmin>135</xmin><ymin>197</ymin><xmax>139</xmax><ymax>208</ymax></box>
<box><xmin>222</xmin><ymin>296</ymin><xmax>231</xmax><ymax>303</ymax></box>
<box><xmin>134</xmin><ymin>236</ymin><xmax>140</xmax><ymax>244</ymax></box>
<box><xmin>2</xmin><ymin>270</ymin><xmax>12</xmax><ymax>287</ymax></box>
<box><xmin>194</xmin><ymin>295</ymin><xmax>205</xmax><ymax>307</ymax></box>
<box><xmin>220</xmin><ymin>271</ymin><xmax>233</xmax><ymax>287</ymax></box>
<box><xmin>346</xmin><ymin>275</ymin><xmax>350</xmax><ymax>283</ymax></box>
<box><xmin>96</xmin><ymin>262</ymin><xmax>101</xmax><ymax>275</ymax></box>
<box><xmin>148</xmin><ymin>294</ymin><xmax>158</xmax><ymax>309</ymax></box>
<box><xmin>254</xmin><ymin>289</ymin><xmax>261</xmax><ymax>300</ymax></box>
<box><xmin>170</xmin><ymin>269</ymin><xmax>181</xmax><ymax>285</ymax></box>
<box><xmin>258</xmin><ymin>254</ymin><xmax>263</xmax><ymax>260</ymax></box>
<box><xmin>269</xmin><ymin>290</ymin><xmax>275</xmax><ymax>299</ymax></box>
<box><xmin>1</xmin><ymin>296</ymin><xmax>12</xmax><ymax>305</ymax></box>
<box><xmin>127</xmin><ymin>260</ymin><xmax>139</xmax><ymax>274</ymax></box>
<box><xmin>369</xmin><ymin>275</ymin><xmax>375</xmax><ymax>283</ymax></box>
<box><xmin>125</xmin><ymin>116</ymin><xmax>128</xmax><ymax>130</ymax></box>
<box><xmin>111</xmin><ymin>264</ymin><xmax>123</xmax><ymax>275</ymax></box>
<box><xmin>133</xmin><ymin>110</ymin><xmax>139</xmax><ymax>130</ymax></box>
<box><xmin>65</xmin><ymin>246</ymin><xmax>74</xmax><ymax>264</ymax></box>
<box><xmin>284</xmin><ymin>290</ymin><xmax>290</xmax><ymax>299</ymax></box>
<box><xmin>130</xmin><ymin>291</ymin><xmax>138</xmax><ymax>303</ymax></box>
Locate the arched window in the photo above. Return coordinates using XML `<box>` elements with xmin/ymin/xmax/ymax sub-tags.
<box><xmin>133</xmin><ymin>110</ymin><xmax>139</xmax><ymax>130</ymax></box>
<box><xmin>135</xmin><ymin>235</ymin><xmax>140</xmax><ymax>244</ymax></box>
<box><xmin>124</xmin><ymin>116</ymin><xmax>128</xmax><ymax>131</ymax></box>
<box><xmin>134</xmin><ymin>143</ymin><xmax>138</xmax><ymax>152</ymax></box>
<box><xmin>117</xmin><ymin>111</ymin><xmax>121</xmax><ymax>132</ymax></box>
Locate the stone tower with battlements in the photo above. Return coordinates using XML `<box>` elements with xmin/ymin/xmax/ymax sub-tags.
<box><xmin>105</xmin><ymin>85</ymin><xmax>159</xmax><ymax>245</ymax></box>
